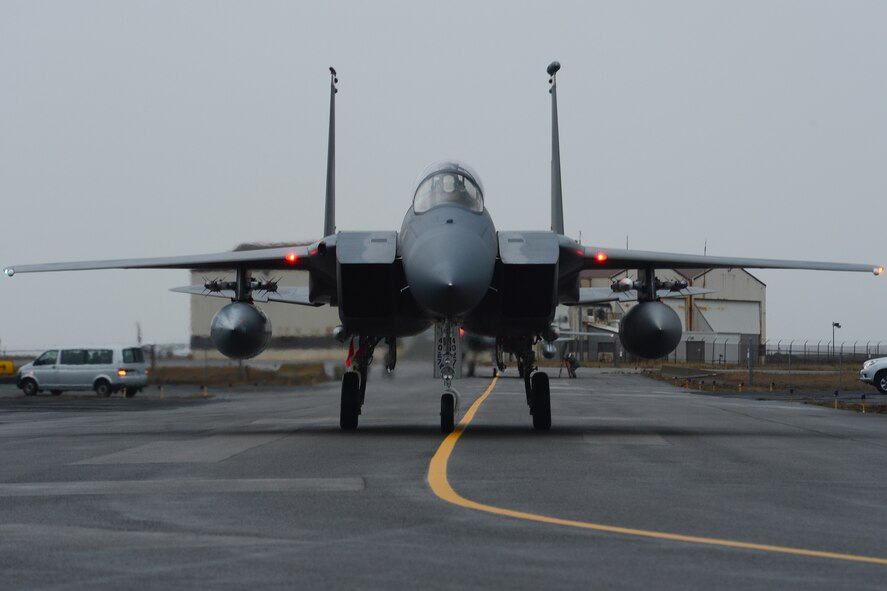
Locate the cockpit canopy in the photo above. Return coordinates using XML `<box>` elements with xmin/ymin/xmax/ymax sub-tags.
<box><xmin>413</xmin><ymin>161</ymin><xmax>484</xmax><ymax>214</ymax></box>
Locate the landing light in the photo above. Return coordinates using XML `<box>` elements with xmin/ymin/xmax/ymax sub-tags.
<box><xmin>876</xmin><ymin>266</ymin><xmax>884</xmax><ymax>276</ymax></box>
<box><xmin>285</xmin><ymin>252</ymin><xmax>298</xmax><ymax>264</ymax></box>
<box><xmin>595</xmin><ymin>252</ymin><xmax>608</xmax><ymax>263</ymax></box>
<box><xmin>118</xmin><ymin>369</ymin><xmax>127</xmax><ymax>377</ymax></box>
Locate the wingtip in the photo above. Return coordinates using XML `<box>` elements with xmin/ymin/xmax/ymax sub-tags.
<box><xmin>3</xmin><ymin>267</ymin><xmax>13</xmax><ymax>277</ymax></box>
<box><xmin>875</xmin><ymin>266</ymin><xmax>884</xmax><ymax>276</ymax></box>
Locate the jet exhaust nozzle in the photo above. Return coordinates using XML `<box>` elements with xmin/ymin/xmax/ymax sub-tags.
<box><xmin>210</xmin><ymin>302</ymin><xmax>271</xmax><ymax>359</ymax></box>
<box><xmin>618</xmin><ymin>301</ymin><xmax>682</xmax><ymax>359</ymax></box>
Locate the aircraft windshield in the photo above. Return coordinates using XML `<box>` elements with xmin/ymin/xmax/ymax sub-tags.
<box><xmin>413</xmin><ymin>164</ymin><xmax>484</xmax><ymax>214</ymax></box>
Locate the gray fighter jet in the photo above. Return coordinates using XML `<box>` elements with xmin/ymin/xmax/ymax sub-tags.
<box><xmin>5</xmin><ymin>63</ymin><xmax>882</xmax><ymax>433</ymax></box>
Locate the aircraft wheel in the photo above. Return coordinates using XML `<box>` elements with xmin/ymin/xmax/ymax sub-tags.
<box><xmin>441</xmin><ymin>392</ymin><xmax>455</xmax><ymax>434</ymax></box>
<box><xmin>21</xmin><ymin>379</ymin><xmax>38</xmax><ymax>397</ymax></box>
<box><xmin>876</xmin><ymin>371</ymin><xmax>887</xmax><ymax>394</ymax></box>
<box><xmin>530</xmin><ymin>372</ymin><xmax>551</xmax><ymax>430</ymax></box>
<box><xmin>340</xmin><ymin>372</ymin><xmax>361</xmax><ymax>430</ymax></box>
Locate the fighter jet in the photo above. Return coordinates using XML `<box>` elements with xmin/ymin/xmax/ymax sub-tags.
<box><xmin>5</xmin><ymin>63</ymin><xmax>882</xmax><ymax>433</ymax></box>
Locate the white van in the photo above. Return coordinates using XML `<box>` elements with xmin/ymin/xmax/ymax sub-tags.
<box><xmin>17</xmin><ymin>346</ymin><xmax>149</xmax><ymax>397</ymax></box>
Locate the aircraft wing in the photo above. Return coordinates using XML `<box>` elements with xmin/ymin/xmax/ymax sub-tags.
<box><xmin>170</xmin><ymin>285</ymin><xmax>319</xmax><ymax>306</ymax></box>
<box><xmin>4</xmin><ymin>244</ymin><xmax>317</xmax><ymax>275</ymax></box>
<box><xmin>580</xmin><ymin>246</ymin><xmax>882</xmax><ymax>275</ymax></box>
<box><xmin>577</xmin><ymin>286</ymin><xmax>714</xmax><ymax>304</ymax></box>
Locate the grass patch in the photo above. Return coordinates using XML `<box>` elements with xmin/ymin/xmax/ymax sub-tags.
<box><xmin>149</xmin><ymin>363</ymin><xmax>329</xmax><ymax>387</ymax></box>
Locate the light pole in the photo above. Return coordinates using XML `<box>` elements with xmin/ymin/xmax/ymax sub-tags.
<box><xmin>832</xmin><ymin>322</ymin><xmax>842</xmax><ymax>394</ymax></box>
<box><xmin>832</xmin><ymin>322</ymin><xmax>841</xmax><ymax>358</ymax></box>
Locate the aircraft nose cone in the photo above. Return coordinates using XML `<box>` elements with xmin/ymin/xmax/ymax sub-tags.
<box><xmin>405</xmin><ymin>230</ymin><xmax>494</xmax><ymax>318</ymax></box>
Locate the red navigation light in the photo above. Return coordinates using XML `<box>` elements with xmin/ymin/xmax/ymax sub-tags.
<box><xmin>285</xmin><ymin>251</ymin><xmax>298</xmax><ymax>264</ymax></box>
<box><xmin>595</xmin><ymin>251</ymin><xmax>608</xmax><ymax>263</ymax></box>
<box><xmin>576</xmin><ymin>249</ymin><xmax>584</xmax><ymax>256</ymax></box>
<box><xmin>459</xmin><ymin>328</ymin><xmax>465</xmax><ymax>337</ymax></box>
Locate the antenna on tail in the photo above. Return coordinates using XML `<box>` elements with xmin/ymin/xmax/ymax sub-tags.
<box><xmin>548</xmin><ymin>61</ymin><xmax>565</xmax><ymax>235</ymax></box>
<box><xmin>323</xmin><ymin>67</ymin><xmax>338</xmax><ymax>237</ymax></box>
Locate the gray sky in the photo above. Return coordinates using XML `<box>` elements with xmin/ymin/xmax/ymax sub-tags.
<box><xmin>2</xmin><ymin>1</ymin><xmax>885</xmax><ymax>352</ymax></box>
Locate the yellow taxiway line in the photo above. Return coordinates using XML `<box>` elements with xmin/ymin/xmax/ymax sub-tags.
<box><xmin>427</xmin><ymin>376</ymin><xmax>887</xmax><ymax>566</ymax></box>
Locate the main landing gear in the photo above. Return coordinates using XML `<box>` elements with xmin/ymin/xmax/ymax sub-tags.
<box><xmin>515</xmin><ymin>345</ymin><xmax>551</xmax><ymax>430</ymax></box>
<box><xmin>339</xmin><ymin>335</ymin><xmax>384</xmax><ymax>430</ymax></box>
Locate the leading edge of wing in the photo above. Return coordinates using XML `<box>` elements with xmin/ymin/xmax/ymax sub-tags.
<box><xmin>581</xmin><ymin>246</ymin><xmax>883</xmax><ymax>275</ymax></box>
<box><xmin>5</xmin><ymin>245</ymin><xmax>315</xmax><ymax>275</ymax></box>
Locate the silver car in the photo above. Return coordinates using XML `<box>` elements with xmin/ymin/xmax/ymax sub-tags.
<box><xmin>17</xmin><ymin>346</ymin><xmax>148</xmax><ymax>397</ymax></box>
<box><xmin>859</xmin><ymin>357</ymin><xmax>887</xmax><ymax>394</ymax></box>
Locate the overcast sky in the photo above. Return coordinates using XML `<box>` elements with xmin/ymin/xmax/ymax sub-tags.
<box><xmin>1</xmin><ymin>1</ymin><xmax>885</xmax><ymax>352</ymax></box>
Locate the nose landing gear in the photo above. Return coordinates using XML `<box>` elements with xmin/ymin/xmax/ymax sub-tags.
<box><xmin>436</xmin><ymin>321</ymin><xmax>461</xmax><ymax>434</ymax></box>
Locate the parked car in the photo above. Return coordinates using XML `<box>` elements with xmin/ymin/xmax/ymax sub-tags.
<box><xmin>859</xmin><ymin>357</ymin><xmax>887</xmax><ymax>394</ymax></box>
<box><xmin>16</xmin><ymin>346</ymin><xmax>148</xmax><ymax>397</ymax></box>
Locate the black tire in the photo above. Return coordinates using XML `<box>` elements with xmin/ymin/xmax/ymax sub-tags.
<box><xmin>21</xmin><ymin>379</ymin><xmax>38</xmax><ymax>397</ymax></box>
<box><xmin>876</xmin><ymin>371</ymin><xmax>887</xmax><ymax>394</ymax></box>
<box><xmin>124</xmin><ymin>388</ymin><xmax>137</xmax><ymax>398</ymax></box>
<box><xmin>340</xmin><ymin>372</ymin><xmax>361</xmax><ymax>430</ymax></box>
<box><xmin>441</xmin><ymin>393</ymin><xmax>455</xmax><ymax>434</ymax></box>
<box><xmin>94</xmin><ymin>380</ymin><xmax>112</xmax><ymax>398</ymax></box>
<box><xmin>531</xmin><ymin>372</ymin><xmax>551</xmax><ymax>430</ymax></box>
<box><xmin>50</xmin><ymin>390</ymin><xmax>63</xmax><ymax>396</ymax></box>
<box><xmin>517</xmin><ymin>360</ymin><xmax>525</xmax><ymax>379</ymax></box>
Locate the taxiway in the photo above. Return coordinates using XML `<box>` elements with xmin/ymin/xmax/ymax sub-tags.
<box><xmin>0</xmin><ymin>363</ymin><xmax>885</xmax><ymax>589</ymax></box>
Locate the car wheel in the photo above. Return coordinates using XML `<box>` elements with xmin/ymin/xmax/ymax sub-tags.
<box><xmin>50</xmin><ymin>390</ymin><xmax>63</xmax><ymax>396</ymax></box>
<box><xmin>876</xmin><ymin>371</ymin><xmax>887</xmax><ymax>394</ymax></box>
<box><xmin>21</xmin><ymin>379</ymin><xmax>38</xmax><ymax>396</ymax></box>
<box><xmin>94</xmin><ymin>380</ymin><xmax>112</xmax><ymax>398</ymax></box>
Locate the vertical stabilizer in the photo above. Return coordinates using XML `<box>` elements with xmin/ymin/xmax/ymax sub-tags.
<box><xmin>548</xmin><ymin>61</ymin><xmax>565</xmax><ymax>235</ymax></box>
<box><xmin>324</xmin><ymin>67</ymin><xmax>338</xmax><ymax>237</ymax></box>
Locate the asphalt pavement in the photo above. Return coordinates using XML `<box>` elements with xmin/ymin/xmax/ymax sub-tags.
<box><xmin>0</xmin><ymin>362</ymin><xmax>885</xmax><ymax>590</ymax></box>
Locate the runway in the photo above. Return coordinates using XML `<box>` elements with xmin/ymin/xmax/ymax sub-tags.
<box><xmin>0</xmin><ymin>363</ymin><xmax>885</xmax><ymax>589</ymax></box>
